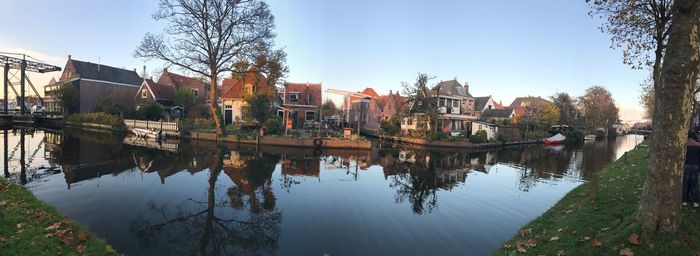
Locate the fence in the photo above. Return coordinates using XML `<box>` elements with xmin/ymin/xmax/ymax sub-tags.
<box><xmin>124</xmin><ymin>119</ymin><xmax>179</xmax><ymax>134</ymax></box>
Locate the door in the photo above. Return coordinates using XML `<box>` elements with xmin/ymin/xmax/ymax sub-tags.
<box><xmin>224</xmin><ymin>109</ymin><xmax>232</xmax><ymax>125</ymax></box>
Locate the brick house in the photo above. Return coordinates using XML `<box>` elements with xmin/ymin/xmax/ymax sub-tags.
<box><xmin>134</xmin><ymin>79</ymin><xmax>176</xmax><ymax>107</ymax></box>
<box><xmin>157</xmin><ymin>68</ymin><xmax>208</xmax><ymax>102</ymax></box>
<box><xmin>282</xmin><ymin>82</ymin><xmax>322</xmax><ymax>129</ymax></box>
<box><xmin>219</xmin><ymin>68</ymin><xmax>274</xmax><ymax>125</ymax></box>
<box><xmin>44</xmin><ymin>55</ymin><xmax>142</xmax><ymax>114</ymax></box>
<box><xmin>353</xmin><ymin>89</ymin><xmax>406</xmax><ymax>132</ymax></box>
<box><xmin>431</xmin><ymin>79</ymin><xmax>477</xmax><ymax>135</ymax></box>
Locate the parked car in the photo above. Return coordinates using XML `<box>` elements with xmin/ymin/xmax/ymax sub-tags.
<box><xmin>31</xmin><ymin>105</ymin><xmax>44</xmax><ymax>115</ymax></box>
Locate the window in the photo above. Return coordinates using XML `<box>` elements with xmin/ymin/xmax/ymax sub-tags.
<box><xmin>290</xmin><ymin>93</ymin><xmax>300</xmax><ymax>103</ymax></box>
<box><xmin>244</xmin><ymin>84</ymin><xmax>253</xmax><ymax>95</ymax></box>
<box><xmin>191</xmin><ymin>89</ymin><xmax>198</xmax><ymax>96</ymax></box>
<box><xmin>452</xmin><ymin>100</ymin><xmax>459</xmax><ymax>108</ymax></box>
<box><xmin>142</xmin><ymin>89</ymin><xmax>148</xmax><ymax>98</ymax></box>
<box><xmin>224</xmin><ymin>105</ymin><xmax>232</xmax><ymax>109</ymax></box>
<box><xmin>305</xmin><ymin>111</ymin><xmax>315</xmax><ymax>121</ymax></box>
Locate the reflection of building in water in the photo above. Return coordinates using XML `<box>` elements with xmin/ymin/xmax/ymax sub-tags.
<box><xmin>280</xmin><ymin>153</ymin><xmax>320</xmax><ymax>178</ymax></box>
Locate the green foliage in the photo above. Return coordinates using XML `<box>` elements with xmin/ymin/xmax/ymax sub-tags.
<box><xmin>190</xmin><ymin>118</ymin><xmax>217</xmax><ymax>131</ymax></box>
<box><xmin>242</xmin><ymin>94</ymin><xmax>272</xmax><ymax>124</ymax></box>
<box><xmin>524</xmin><ymin>129</ymin><xmax>550</xmax><ymax>139</ymax></box>
<box><xmin>262</xmin><ymin>116</ymin><xmax>283</xmax><ymax>135</ymax></box>
<box><xmin>380</xmin><ymin>117</ymin><xmax>402</xmax><ymax>136</ymax></box>
<box><xmin>551</xmin><ymin>92</ymin><xmax>579</xmax><ymax>125</ymax></box>
<box><xmin>495</xmin><ymin>146</ymin><xmax>700</xmax><ymax>255</ymax></box>
<box><xmin>53</xmin><ymin>84</ymin><xmax>80</xmax><ymax>115</ymax></box>
<box><xmin>563</xmin><ymin>128</ymin><xmax>585</xmax><ymax>144</ymax></box>
<box><xmin>67</xmin><ymin>113</ymin><xmax>126</xmax><ymax>131</ymax></box>
<box><xmin>469</xmin><ymin>130</ymin><xmax>488</xmax><ymax>143</ymax></box>
<box><xmin>427</xmin><ymin>131</ymin><xmax>449</xmax><ymax>141</ymax></box>
<box><xmin>0</xmin><ymin>178</ymin><xmax>119</xmax><ymax>255</ymax></box>
<box><xmin>139</xmin><ymin>101</ymin><xmax>166</xmax><ymax>120</ymax></box>
<box><xmin>174</xmin><ymin>87</ymin><xmax>199</xmax><ymax>114</ymax></box>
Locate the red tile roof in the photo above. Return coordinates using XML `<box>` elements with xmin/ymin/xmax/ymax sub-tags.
<box><xmin>145</xmin><ymin>79</ymin><xmax>176</xmax><ymax>100</ymax></box>
<box><xmin>221</xmin><ymin>69</ymin><xmax>268</xmax><ymax>99</ymax></box>
<box><xmin>361</xmin><ymin>87</ymin><xmax>379</xmax><ymax>98</ymax></box>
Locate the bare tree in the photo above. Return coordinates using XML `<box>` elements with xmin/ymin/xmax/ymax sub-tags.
<box><xmin>637</xmin><ymin>0</ymin><xmax>700</xmax><ymax>234</ymax></box>
<box><xmin>135</xmin><ymin>0</ymin><xmax>276</xmax><ymax>136</ymax></box>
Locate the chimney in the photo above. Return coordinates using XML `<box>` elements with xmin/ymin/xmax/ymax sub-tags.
<box><xmin>67</xmin><ymin>55</ymin><xmax>71</xmax><ymax>60</ymax></box>
<box><xmin>464</xmin><ymin>82</ymin><xmax>469</xmax><ymax>93</ymax></box>
<box><xmin>390</xmin><ymin>90</ymin><xmax>392</xmax><ymax>95</ymax></box>
<box><xmin>97</xmin><ymin>57</ymin><xmax>100</xmax><ymax>72</ymax></box>
<box><xmin>143</xmin><ymin>65</ymin><xmax>146</xmax><ymax>77</ymax></box>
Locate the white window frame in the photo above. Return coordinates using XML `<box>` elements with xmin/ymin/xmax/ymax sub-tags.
<box><xmin>305</xmin><ymin>110</ymin><xmax>315</xmax><ymax>121</ymax></box>
<box><xmin>142</xmin><ymin>89</ymin><xmax>148</xmax><ymax>98</ymax></box>
<box><xmin>290</xmin><ymin>92</ymin><xmax>300</xmax><ymax>103</ymax></box>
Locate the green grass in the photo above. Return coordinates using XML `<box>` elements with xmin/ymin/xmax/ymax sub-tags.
<box><xmin>0</xmin><ymin>178</ymin><xmax>118</xmax><ymax>255</ymax></box>
<box><xmin>494</xmin><ymin>146</ymin><xmax>700</xmax><ymax>256</ymax></box>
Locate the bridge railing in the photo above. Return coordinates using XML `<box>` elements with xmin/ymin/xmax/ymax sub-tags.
<box><xmin>124</xmin><ymin>119</ymin><xmax>179</xmax><ymax>133</ymax></box>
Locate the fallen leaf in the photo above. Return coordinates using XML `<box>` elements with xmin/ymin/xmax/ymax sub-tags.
<box><xmin>584</xmin><ymin>236</ymin><xmax>591</xmax><ymax>241</ymax></box>
<box><xmin>76</xmin><ymin>244</ymin><xmax>85</xmax><ymax>253</ymax></box>
<box><xmin>619</xmin><ymin>247</ymin><xmax>634</xmax><ymax>256</ymax></box>
<box><xmin>628</xmin><ymin>233</ymin><xmax>639</xmax><ymax>245</ymax></box>
<box><xmin>46</xmin><ymin>222</ymin><xmax>61</xmax><ymax>231</ymax></box>
<box><xmin>78</xmin><ymin>231</ymin><xmax>88</xmax><ymax>241</ymax></box>
<box><xmin>520</xmin><ymin>228</ymin><xmax>533</xmax><ymax>237</ymax></box>
<box><xmin>592</xmin><ymin>238</ymin><xmax>602</xmax><ymax>247</ymax></box>
<box><xmin>550</xmin><ymin>236</ymin><xmax>560</xmax><ymax>241</ymax></box>
<box><xmin>556</xmin><ymin>250</ymin><xmax>566</xmax><ymax>256</ymax></box>
<box><xmin>16</xmin><ymin>223</ymin><xmax>24</xmax><ymax>229</ymax></box>
<box><xmin>105</xmin><ymin>245</ymin><xmax>116</xmax><ymax>254</ymax></box>
<box><xmin>63</xmin><ymin>236</ymin><xmax>75</xmax><ymax>246</ymax></box>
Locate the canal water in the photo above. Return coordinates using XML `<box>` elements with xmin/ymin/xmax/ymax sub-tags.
<box><xmin>1</xmin><ymin>128</ymin><xmax>642</xmax><ymax>256</ymax></box>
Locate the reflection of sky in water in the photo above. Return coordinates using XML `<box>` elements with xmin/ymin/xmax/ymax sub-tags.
<box><xmin>0</xmin><ymin>130</ymin><xmax>642</xmax><ymax>256</ymax></box>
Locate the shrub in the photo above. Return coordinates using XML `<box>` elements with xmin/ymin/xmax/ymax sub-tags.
<box><xmin>469</xmin><ymin>130</ymin><xmax>488</xmax><ymax>143</ymax></box>
<box><xmin>427</xmin><ymin>131</ymin><xmax>449</xmax><ymax>141</ymax></box>
<box><xmin>263</xmin><ymin>116</ymin><xmax>283</xmax><ymax>135</ymax></box>
<box><xmin>564</xmin><ymin>128</ymin><xmax>584</xmax><ymax>143</ymax></box>
<box><xmin>380</xmin><ymin>117</ymin><xmax>401</xmax><ymax>136</ymax></box>
<box><xmin>139</xmin><ymin>102</ymin><xmax>166</xmax><ymax>120</ymax></box>
<box><xmin>191</xmin><ymin>118</ymin><xmax>217</xmax><ymax>131</ymax></box>
<box><xmin>67</xmin><ymin>113</ymin><xmax>126</xmax><ymax>132</ymax></box>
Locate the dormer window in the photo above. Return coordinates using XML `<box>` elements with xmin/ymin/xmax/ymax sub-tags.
<box><xmin>142</xmin><ymin>89</ymin><xmax>148</xmax><ymax>98</ymax></box>
<box><xmin>191</xmin><ymin>89</ymin><xmax>198</xmax><ymax>96</ymax></box>
<box><xmin>289</xmin><ymin>92</ymin><xmax>300</xmax><ymax>103</ymax></box>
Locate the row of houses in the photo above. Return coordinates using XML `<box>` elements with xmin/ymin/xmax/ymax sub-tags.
<box><xmin>43</xmin><ymin>56</ymin><xmax>552</xmax><ymax>136</ymax></box>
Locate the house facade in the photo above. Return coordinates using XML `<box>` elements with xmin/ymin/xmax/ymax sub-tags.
<box><xmin>157</xmin><ymin>68</ymin><xmax>208</xmax><ymax>102</ymax></box>
<box><xmin>220</xmin><ymin>69</ymin><xmax>273</xmax><ymax>125</ymax></box>
<box><xmin>45</xmin><ymin>55</ymin><xmax>142</xmax><ymax>114</ymax></box>
<box><xmin>134</xmin><ymin>79</ymin><xmax>176</xmax><ymax>107</ymax></box>
<box><xmin>480</xmin><ymin>108</ymin><xmax>516</xmax><ymax>124</ymax></box>
<box><xmin>431</xmin><ymin>80</ymin><xmax>477</xmax><ymax>135</ymax></box>
<box><xmin>282</xmin><ymin>82</ymin><xmax>322</xmax><ymax>129</ymax></box>
<box><xmin>471</xmin><ymin>121</ymin><xmax>498</xmax><ymax>140</ymax></box>
<box><xmin>474</xmin><ymin>95</ymin><xmax>498</xmax><ymax>118</ymax></box>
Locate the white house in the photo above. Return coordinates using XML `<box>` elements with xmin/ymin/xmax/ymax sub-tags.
<box><xmin>471</xmin><ymin>121</ymin><xmax>498</xmax><ymax>140</ymax></box>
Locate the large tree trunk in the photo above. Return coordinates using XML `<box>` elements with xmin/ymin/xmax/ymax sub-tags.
<box><xmin>209</xmin><ymin>72</ymin><xmax>224</xmax><ymax>136</ymax></box>
<box><xmin>637</xmin><ymin>0</ymin><xmax>700</xmax><ymax>234</ymax></box>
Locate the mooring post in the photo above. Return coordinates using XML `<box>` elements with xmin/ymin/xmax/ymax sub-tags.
<box><xmin>3</xmin><ymin>130</ymin><xmax>8</xmax><ymax>178</ymax></box>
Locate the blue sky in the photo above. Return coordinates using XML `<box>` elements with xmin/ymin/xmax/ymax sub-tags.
<box><xmin>1</xmin><ymin>0</ymin><xmax>646</xmax><ymax>121</ymax></box>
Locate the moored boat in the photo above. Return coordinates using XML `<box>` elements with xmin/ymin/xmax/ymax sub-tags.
<box><xmin>543</xmin><ymin>133</ymin><xmax>566</xmax><ymax>145</ymax></box>
<box><xmin>132</xmin><ymin>128</ymin><xmax>160</xmax><ymax>139</ymax></box>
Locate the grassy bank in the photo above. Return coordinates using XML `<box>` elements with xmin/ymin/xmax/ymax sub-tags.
<box><xmin>0</xmin><ymin>178</ymin><xmax>118</xmax><ymax>255</ymax></box>
<box><xmin>495</xmin><ymin>146</ymin><xmax>700</xmax><ymax>255</ymax></box>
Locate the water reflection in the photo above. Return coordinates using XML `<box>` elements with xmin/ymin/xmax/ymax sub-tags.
<box><xmin>0</xmin><ymin>128</ymin><xmax>642</xmax><ymax>255</ymax></box>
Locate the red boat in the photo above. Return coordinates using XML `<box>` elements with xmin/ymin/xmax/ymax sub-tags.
<box><xmin>543</xmin><ymin>133</ymin><xmax>566</xmax><ymax>145</ymax></box>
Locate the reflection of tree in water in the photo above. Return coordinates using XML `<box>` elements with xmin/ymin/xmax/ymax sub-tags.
<box><xmin>388</xmin><ymin>151</ymin><xmax>439</xmax><ymax>215</ymax></box>
<box><xmin>495</xmin><ymin>146</ymin><xmax>575</xmax><ymax>192</ymax></box>
<box><xmin>130</xmin><ymin>147</ymin><xmax>282</xmax><ymax>256</ymax></box>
